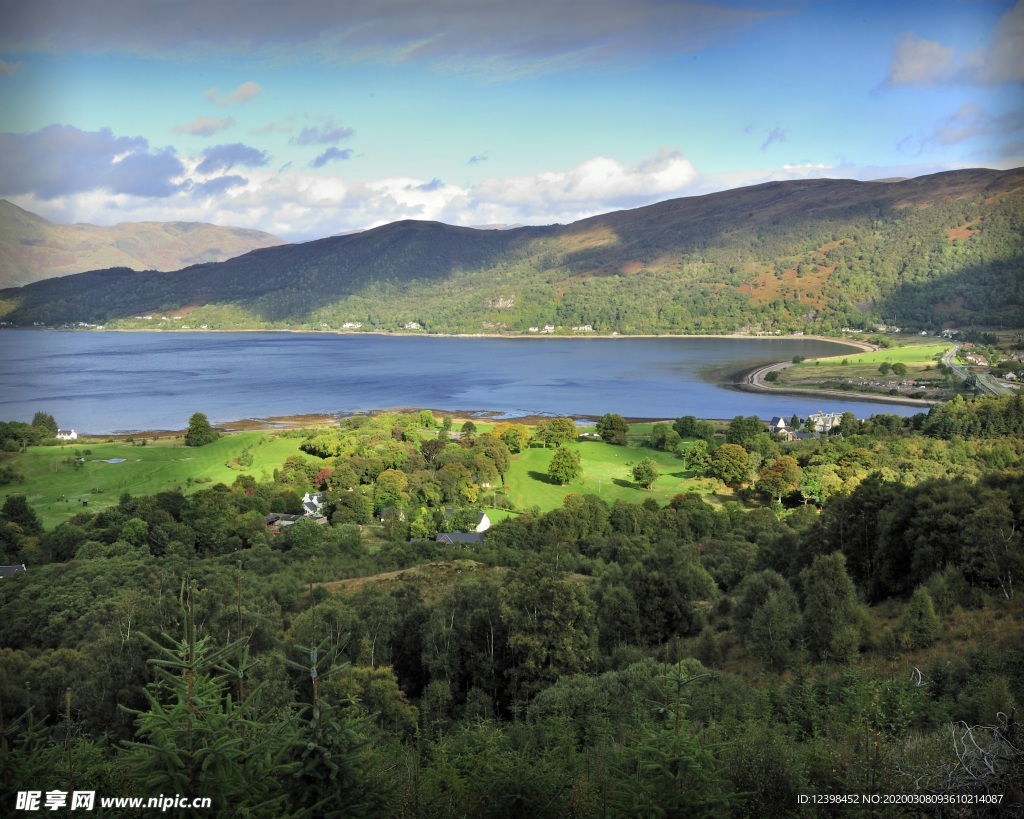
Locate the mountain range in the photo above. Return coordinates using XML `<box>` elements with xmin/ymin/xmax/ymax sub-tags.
<box><xmin>1</xmin><ymin>167</ymin><xmax>1021</xmax><ymax>334</ymax></box>
<box><xmin>0</xmin><ymin>200</ymin><xmax>285</xmax><ymax>289</ymax></box>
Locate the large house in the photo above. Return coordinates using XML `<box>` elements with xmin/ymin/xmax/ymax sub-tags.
<box><xmin>806</xmin><ymin>411</ymin><xmax>844</xmax><ymax>434</ymax></box>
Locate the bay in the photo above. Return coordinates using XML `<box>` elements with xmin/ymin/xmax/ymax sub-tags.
<box><xmin>0</xmin><ymin>331</ymin><xmax>923</xmax><ymax>434</ymax></box>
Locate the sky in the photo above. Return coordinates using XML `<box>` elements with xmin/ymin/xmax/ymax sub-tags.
<box><xmin>0</xmin><ymin>0</ymin><xmax>1021</xmax><ymax>242</ymax></box>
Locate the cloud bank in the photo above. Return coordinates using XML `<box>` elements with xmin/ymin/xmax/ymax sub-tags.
<box><xmin>3</xmin><ymin>125</ymin><xmax>1017</xmax><ymax>242</ymax></box>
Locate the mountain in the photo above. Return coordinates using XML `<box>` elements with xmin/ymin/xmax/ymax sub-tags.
<box><xmin>1</xmin><ymin>168</ymin><xmax>1021</xmax><ymax>333</ymax></box>
<box><xmin>0</xmin><ymin>200</ymin><xmax>287</xmax><ymax>288</ymax></box>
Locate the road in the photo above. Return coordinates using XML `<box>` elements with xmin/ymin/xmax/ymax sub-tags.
<box><xmin>944</xmin><ymin>344</ymin><xmax>1014</xmax><ymax>397</ymax></box>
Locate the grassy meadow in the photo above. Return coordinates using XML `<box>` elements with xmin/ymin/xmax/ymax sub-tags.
<box><xmin>1</xmin><ymin>432</ymin><xmax>309</xmax><ymax>527</ymax></box>
<box><xmin>784</xmin><ymin>339</ymin><xmax>953</xmax><ymax>388</ymax></box>
<box><xmin>2</xmin><ymin>418</ymin><xmax>727</xmax><ymax>529</ymax></box>
<box><xmin>502</xmin><ymin>438</ymin><xmax>724</xmax><ymax>513</ymax></box>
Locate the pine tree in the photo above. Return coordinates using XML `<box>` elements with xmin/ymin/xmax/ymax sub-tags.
<box><xmin>123</xmin><ymin>583</ymin><xmax>295</xmax><ymax>813</ymax></box>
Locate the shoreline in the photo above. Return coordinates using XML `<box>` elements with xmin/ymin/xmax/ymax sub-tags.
<box><xmin>13</xmin><ymin>324</ymin><xmax>875</xmax><ymax>349</ymax></box>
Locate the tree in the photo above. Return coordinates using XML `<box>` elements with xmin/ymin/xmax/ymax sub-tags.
<box><xmin>1</xmin><ymin>495</ymin><xmax>43</xmax><ymax>537</ymax></box>
<box><xmin>472</xmin><ymin>434</ymin><xmax>511</xmax><ymax>482</ymax></box>
<box><xmin>900</xmin><ymin>586</ymin><xmax>940</xmax><ymax>648</ymax></box>
<box><xmin>726</xmin><ymin>416</ymin><xmax>765</xmax><ymax>449</ymax></box>
<box><xmin>749</xmin><ymin>587</ymin><xmax>802</xmax><ymax>671</ymax></box>
<box><xmin>548</xmin><ymin>447</ymin><xmax>582</xmax><ymax>485</ymax></box>
<box><xmin>878</xmin><ymin>362</ymin><xmax>892</xmax><ymax>376</ymax></box>
<box><xmin>373</xmin><ymin>469</ymin><xmax>409</xmax><ymax>515</ymax></box>
<box><xmin>679</xmin><ymin>439</ymin><xmax>709</xmax><ymax>474</ymax></box>
<box><xmin>184</xmin><ymin>412</ymin><xmax>220</xmax><ymax>447</ymax></box>
<box><xmin>494</xmin><ymin>422</ymin><xmax>531</xmax><ymax>453</ymax></box>
<box><xmin>708</xmin><ymin>444</ymin><xmax>750</xmax><ymax>487</ymax></box>
<box><xmin>125</xmin><ymin>613</ymin><xmax>296</xmax><ymax>813</ymax></box>
<box><xmin>596</xmin><ymin>413</ymin><xmax>629</xmax><ymax>445</ymax></box>
<box><xmin>31</xmin><ymin>412</ymin><xmax>58</xmax><ymax>437</ymax></box>
<box><xmin>420</xmin><ymin>437</ymin><xmax>448</xmax><ymax>464</ymax></box>
<box><xmin>650</xmin><ymin>423</ymin><xmax>680</xmax><ymax>452</ymax></box>
<box><xmin>632</xmin><ymin>458</ymin><xmax>659</xmax><ymax>489</ymax></box>
<box><xmin>801</xmin><ymin>552</ymin><xmax>861</xmax><ymax>663</ymax></box>
<box><xmin>538</xmin><ymin>417</ymin><xmax>577</xmax><ymax>448</ymax></box>
<box><xmin>500</xmin><ymin>557</ymin><xmax>597</xmax><ymax>700</ymax></box>
<box><xmin>797</xmin><ymin>464</ymin><xmax>842</xmax><ymax>505</ymax></box>
<box><xmin>891</xmin><ymin>362</ymin><xmax>908</xmax><ymax>376</ymax></box>
<box><xmin>755</xmin><ymin>456</ymin><xmax>802</xmax><ymax>502</ymax></box>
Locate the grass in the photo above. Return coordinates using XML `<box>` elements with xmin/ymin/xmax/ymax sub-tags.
<box><xmin>503</xmin><ymin>438</ymin><xmax>728</xmax><ymax>513</ymax></box>
<box><xmin>782</xmin><ymin>341</ymin><xmax>954</xmax><ymax>391</ymax></box>
<box><xmin>4</xmin><ymin>422</ymin><xmax>731</xmax><ymax>529</ymax></box>
<box><xmin>1</xmin><ymin>432</ymin><xmax>309</xmax><ymax>527</ymax></box>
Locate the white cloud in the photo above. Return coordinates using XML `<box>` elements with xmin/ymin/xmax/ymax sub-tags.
<box><xmin>203</xmin><ymin>81</ymin><xmax>263</xmax><ymax>106</ymax></box>
<box><xmin>887</xmin><ymin>34</ymin><xmax>957</xmax><ymax>86</ymax></box>
<box><xmin>471</xmin><ymin>148</ymin><xmax>699</xmax><ymax>218</ymax></box>
<box><xmin>172</xmin><ymin>115</ymin><xmax>236</xmax><ymax>136</ymax></box>
<box><xmin>0</xmin><ymin>58</ymin><xmax>23</xmax><ymax>76</ymax></box>
<box><xmin>8</xmin><ymin>139</ymin><xmax>1020</xmax><ymax>243</ymax></box>
<box><xmin>977</xmin><ymin>0</ymin><xmax>1024</xmax><ymax>84</ymax></box>
<box><xmin>887</xmin><ymin>3</ymin><xmax>1024</xmax><ymax>87</ymax></box>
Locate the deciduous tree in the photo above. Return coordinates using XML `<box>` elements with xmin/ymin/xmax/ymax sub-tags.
<box><xmin>708</xmin><ymin>443</ymin><xmax>750</xmax><ymax>487</ymax></box>
<box><xmin>184</xmin><ymin>412</ymin><xmax>220</xmax><ymax>447</ymax></box>
<box><xmin>632</xmin><ymin>458</ymin><xmax>659</xmax><ymax>489</ymax></box>
<box><xmin>548</xmin><ymin>447</ymin><xmax>582</xmax><ymax>485</ymax></box>
<box><xmin>596</xmin><ymin>413</ymin><xmax>628</xmax><ymax>445</ymax></box>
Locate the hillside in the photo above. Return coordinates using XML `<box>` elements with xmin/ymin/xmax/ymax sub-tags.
<box><xmin>0</xmin><ymin>200</ymin><xmax>287</xmax><ymax>288</ymax></box>
<box><xmin>0</xmin><ymin>167</ymin><xmax>1021</xmax><ymax>332</ymax></box>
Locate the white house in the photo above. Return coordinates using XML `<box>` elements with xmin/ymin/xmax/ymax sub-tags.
<box><xmin>56</xmin><ymin>429</ymin><xmax>78</xmax><ymax>440</ymax></box>
<box><xmin>301</xmin><ymin>492</ymin><xmax>324</xmax><ymax>516</ymax></box>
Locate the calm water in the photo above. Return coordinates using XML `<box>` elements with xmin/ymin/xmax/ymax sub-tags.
<box><xmin>0</xmin><ymin>331</ymin><xmax>923</xmax><ymax>434</ymax></box>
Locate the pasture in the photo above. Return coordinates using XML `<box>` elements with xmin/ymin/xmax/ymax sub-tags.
<box><xmin>502</xmin><ymin>438</ymin><xmax>724</xmax><ymax>513</ymax></box>
<box><xmin>1</xmin><ymin>432</ymin><xmax>308</xmax><ymax>527</ymax></box>
<box><xmin>786</xmin><ymin>341</ymin><xmax>952</xmax><ymax>383</ymax></box>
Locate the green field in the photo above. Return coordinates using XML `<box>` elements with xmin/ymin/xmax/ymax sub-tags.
<box><xmin>786</xmin><ymin>341</ymin><xmax>953</xmax><ymax>382</ymax></box>
<box><xmin>3</xmin><ymin>423</ymin><xmax>730</xmax><ymax>529</ymax></box>
<box><xmin>502</xmin><ymin>439</ymin><xmax>726</xmax><ymax>512</ymax></box>
<box><xmin>1</xmin><ymin>432</ymin><xmax>309</xmax><ymax>527</ymax></box>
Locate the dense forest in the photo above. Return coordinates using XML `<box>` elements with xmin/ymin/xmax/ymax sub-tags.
<box><xmin>2</xmin><ymin>399</ymin><xmax>1023</xmax><ymax>816</ymax></box>
<box><xmin>1</xmin><ymin>168</ymin><xmax>1022</xmax><ymax>334</ymax></box>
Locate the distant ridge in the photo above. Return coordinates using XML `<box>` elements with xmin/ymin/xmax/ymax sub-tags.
<box><xmin>1</xmin><ymin>168</ymin><xmax>1021</xmax><ymax>334</ymax></box>
<box><xmin>0</xmin><ymin>200</ymin><xmax>287</xmax><ymax>288</ymax></box>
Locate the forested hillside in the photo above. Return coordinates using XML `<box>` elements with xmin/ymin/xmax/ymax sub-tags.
<box><xmin>1</xmin><ymin>168</ymin><xmax>1021</xmax><ymax>333</ymax></box>
<box><xmin>2</xmin><ymin>403</ymin><xmax>1023</xmax><ymax>815</ymax></box>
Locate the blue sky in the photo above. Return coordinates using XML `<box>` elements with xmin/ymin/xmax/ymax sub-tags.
<box><xmin>0</xmin><ymin>0</ymin><xmax>1021</xmax><ymax>241</ymax></box>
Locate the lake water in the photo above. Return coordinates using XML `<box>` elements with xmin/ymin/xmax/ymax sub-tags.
<box><xmin>0</xmin><ymin>331</ymin><xmax>924</xmax><ymax>434</ymax></box>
